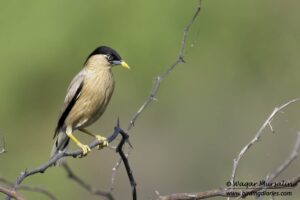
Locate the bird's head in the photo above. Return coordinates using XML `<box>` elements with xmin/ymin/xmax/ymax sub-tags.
<box><xmin>85</xmin><ymin>46</ymin><xmax>130</xmax><ymax>70</ymax></box>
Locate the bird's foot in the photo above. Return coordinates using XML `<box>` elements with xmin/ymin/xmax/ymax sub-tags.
<box><xmin>95</xmin><ymin>135</ymin><xmax>108</xmax><ymax>149</ymax></box>
<box><xmin>78</xmin><ymin>143</ymin><xmax>91</xmax><ymax>156</ymax></box>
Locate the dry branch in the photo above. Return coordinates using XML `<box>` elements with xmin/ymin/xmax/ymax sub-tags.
<box><xmin>5</xmin><ymin>120</ymin><xmax>123</xmax><ymax>200</ymax></box>
<box><xmin>127</xmin><ymin>0</ymin><xmax>202</xmax><ymax>132</ymax></box>
<box><xmin>267</xmin><ymin>132</ymin><xmax>300</xmax><ymax>182</ymax></box>
<box><xmin>110</xmin><ymin>0</ymin><xmax>202</xmax><ymax>191</ymax></box>
<box><xmin>229</xmin><ymin>98</ymin><xmax>300</xmax><ymax>185</ymax></box>
<box><xmin>0</xmin><ymin>185</ymin><xmax>24</xmax><ymax>200</ymax></box>
<box><xmin>158</xmin><ymin>107</ymin><xmax>300</xmax><ymax>200</ymax></box>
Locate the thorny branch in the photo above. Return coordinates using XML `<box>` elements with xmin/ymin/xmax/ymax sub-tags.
<box><xmin>127</xmin><ymin>0</ymin><xmax>202</xmax><ymax>132</ymax></box>
<box><xmin>15</xmin><ymin>122</ymin><xmax>121</xmax><ymax>185</ymax></box>
<box><xmin>255</xmin><ymin>132</ymin><xmax>300</xmax><ymax>200</ymax></box>
<box><xmin>116</xmin><ymin>128</ymin><xmax>137</xmax><ymax>200</ymax></box>
<box><xmin>5</xmin><ymin>120</ymin><xmax>123</xmax><ymax>200</ymax></box>
<box><xmin>158</xmin><ymin>133</ymin><xmax>300</xmax><ymax>200</ymax></box>
<box><xmin>110</xmin><ymin>0</ymin><xmax>202</xmax><ymax>191</ymax></box>
<box><xmin>267</xmin><ymin>132</ymin><xmax>300</xmax><ymax>182</ymax></box>
<box><xmin>61</xmin><ymin>123</ymin><xmax>136</xmax><ymax>200</ymax></box>
<box><xmin>229</xmin><ymin>98</ymin><xmax>300</xmax><ymax>186</ymax></box>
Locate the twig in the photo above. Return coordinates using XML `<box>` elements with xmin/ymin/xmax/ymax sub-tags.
<box><xmin>267</xmin><ymin>132</ymin><xmax>300</xmax><ymax>182</ymax></box>
<box><xmin>6</xmin><ymin>119</ymin><xmax>123</xmax><ymax>200</ymax></box>
<box><xmin>254</xmin><ymin>132</ymin><xmax>300</xmax><ymax>200</ymax></box>
<box><xmin>109</xmin><ymin>147</ymin><xmax>133</xmax><ymax>193</ymax></box>
<box><xmin>110</xmin><ymin>0</ymin><xmax>202</xmax><ymax>191</ymax></box>
<box><xmin>0</xmin><ymin>185</ymin><xmax>24</xmax><ymax>200</ymax></box>
<box><xmin>0</xmin><ymin>178</ymin><xmax>57</xmax><ymax>200</ymax></box>
<box><xmin>157</xmin><ymin>174</ymin><xmax>300</xmax><ymax>200</ymax></box>
<box><xmin>229</xmin><ymin>98</ymin><xmax>300</xmax><ymax>186</ymax></box>
<box><xmin>127</xmin><ymin>0</ymin><xmax>202</xmax><ymax>132</ymax></box>
<box><xmin>62</xmin><ymin>163</ymin><xmax>114</xmax><ymax>200</ymax></box>
<box><xmin>116</xmin><ymin>128</ymin><xmax>137</xmax><ymax>200</ymax></box>
<box><xmin>159</xmin><ymin>104</ymin><xmax>300</xmax><ymax>200</ymax></box>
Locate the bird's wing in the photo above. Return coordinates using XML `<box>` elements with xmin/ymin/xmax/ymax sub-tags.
<box><xmin>54</xmin><ymin>70</ymin><xmax>85</xmax><ymax>137</ymax></box>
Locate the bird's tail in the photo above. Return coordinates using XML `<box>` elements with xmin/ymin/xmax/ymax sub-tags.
<box><xmin>51</xmin><ymin>131</ymin><xmax>70</xmax><ymax>166</ymax></box>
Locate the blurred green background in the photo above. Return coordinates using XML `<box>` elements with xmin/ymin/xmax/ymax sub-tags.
<box><xmin>0</xmin><ymin>0</ymin><xmax>299</xmax><ymax>199</ymax></box>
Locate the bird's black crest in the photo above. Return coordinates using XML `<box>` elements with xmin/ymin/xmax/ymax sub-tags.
<box><xmin>86</xmin><ymin>46</ymin><xmax>122</xmax><ymax>63</ymax></box>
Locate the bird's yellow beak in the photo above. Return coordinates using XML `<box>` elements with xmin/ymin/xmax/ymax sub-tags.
<box><xmin>121</xmin><ymin>61</ymin><xmax>130</xmax><ymax>70</ymax></box>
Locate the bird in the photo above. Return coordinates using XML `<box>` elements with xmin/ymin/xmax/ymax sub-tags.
<box><xmin>51</xmin><ymin>46</ymin><xmax>130</xmax><ymax>162</ymax></box>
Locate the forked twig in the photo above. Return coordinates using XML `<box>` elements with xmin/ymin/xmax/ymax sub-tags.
<box><xmin>267</xmin><ymin>132</ymin><xmax>300</xmax><ymax>182</ymax></box>
<box><xmin>116</xmin><ymin>127</ymin><xmax>137</xmax><ymax>200</ymax></box>
<box><xmin>229</xmin><ymin>98</ymin><xmax>300</xmax><ymax>185</ymax></box>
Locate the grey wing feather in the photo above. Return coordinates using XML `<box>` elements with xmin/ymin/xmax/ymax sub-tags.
<box><xmin>54</xmin><ymin>70</ymin><xmax>86</xmax><ymax>137</ymax></box>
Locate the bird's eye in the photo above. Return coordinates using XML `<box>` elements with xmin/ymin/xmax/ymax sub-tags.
<box><xmin>105</xmin><ymin>54</ymin><xmax>113</xmax><ymax>61</ymax></box>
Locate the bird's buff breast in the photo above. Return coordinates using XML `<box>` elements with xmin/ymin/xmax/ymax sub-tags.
<box><xmin>65</xmin><ymin>69</ymin><xmax>114</xmax><ymax>129</ymax></box>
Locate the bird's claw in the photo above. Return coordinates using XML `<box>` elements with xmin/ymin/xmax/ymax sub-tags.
<box><xmin>78</xmin><ymin>143</ymin><xmax>91</xmax><ymax>156</ymax></box>
<box><xmin>95</xmin><ymin>135</ymin><xmax>108</xmax><ymax>149</ymax></box>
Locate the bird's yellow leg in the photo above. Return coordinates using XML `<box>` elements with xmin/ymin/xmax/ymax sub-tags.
<box><xmin>78</xmin><ymin>128</ymin><xmax>108</xmax><ymax>149</ymax></box>
<box><xmin>66</xmin><ymin>127</ymin><xmax>91</xmax><ymax>156</ymax></box>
